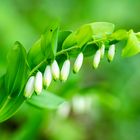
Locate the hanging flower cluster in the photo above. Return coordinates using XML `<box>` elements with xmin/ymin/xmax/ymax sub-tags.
<box><xmin>2</xmin><ymin>21</ymin><xmax>140</xmax><ymax>123</ymax></box>
<box><xmin>24</xmin><ymin>44</ymin><xmax>116</xmax><ymax>98</ymax></box>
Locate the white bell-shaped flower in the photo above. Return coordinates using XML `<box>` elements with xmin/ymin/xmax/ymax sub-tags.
<box><xmin>93</xmin><ymin>50</ymin><xmax>101</xmax><ymax>69</ymax></box>
<box><xmin>34</xmin><ymin>71</ymin><xmax>43</xmax><ymax>95</ymax></box>
<box><xmin>51</xmin><ymin>60</ymin><xmax>60</xmax><ymax>80</ymax></box>
<box><xmin>73</xmin><ymin>52</ymin><xmax>83</xmax><ymax>73</ymax></box>
<box><xmin>108</xmin><ymin>44</ymin><xmax>115</xmax><ymax>62</ymax></box>
<box><xmin>60</xmin><ymin>60</ymin><xmax>70</xmax><ymax>82</ymax></box>
<box><xmin>100</xmin><ymin>44</ymin><xmax>105</xmax><ymax>59</ymax></box>
<box><xmin>43</xmin><ymin>65</ymin><xmax>52</xmax><ymax>88</ymax></box>
<box><xmin>57</xmin><ymin>102</ymin><xmax>71</xmax><ymax>118</ymax></box>
<box><xmin>24</xmin><ymin>76</ymin><xmax>35</xmax><ymax>98</ymax></box>
<box><xmin>72</xmin><ymin>96</ymin><xmax>87</xmax><ymax>114</ymax></box>
<box><xmin>72</xmin><ymin>96</ymin><xmax>93</xmax><ymax>114</ymax></box>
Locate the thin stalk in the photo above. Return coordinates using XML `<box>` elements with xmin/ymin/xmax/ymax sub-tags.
<box><xmin>29</xmin><ymin>46</ymin><xmax>77</xmax><ymax>76</ymax></box>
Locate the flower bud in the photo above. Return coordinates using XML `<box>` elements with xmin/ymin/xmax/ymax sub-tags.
<box><xmin>107</xmin><ymin>44</ymin><xmax>115</xmax><ymax>62</ymax></box>
<box><xmin>51</xmin><ymin>60</ymin><xmax>60</xmax><ymax>80</ymax></box>
<box><xmin>100</xmin><ymin>44</ymin><xmax>105</xmax><ymax>59</ymax></box>
<box><xmin>73</xmin><ymin>52</ymin><xmax>83</xmax><ymax>73</ymax></box>
<box><xmin>43</xmin><ymin>65</ymin><xmax>52</xmax><ymax>88</ymax></box>
<box><xmin>93</xmin><ymin>50</ymin><xmax>101</xmax><ymax>69</ymax></box>
<box><xmin>60</xmin><ymin>60</ymin><xmax>70</xmax><ymax>82</ymax></box>
<box><xmin>34</xmin><ymin>71</ymin><xmax>43</xmax><ymax>95</ymax></box>
<box><xmin>24</xmin><ymin>76</ymin><xmax>35</xmax><ymax>98</ymax></box>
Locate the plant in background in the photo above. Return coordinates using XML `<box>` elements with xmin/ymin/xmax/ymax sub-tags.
<box><xmin>0</xmin><ymin>22</ymin><xmax>140</xmax><ymax>122</ymax></box>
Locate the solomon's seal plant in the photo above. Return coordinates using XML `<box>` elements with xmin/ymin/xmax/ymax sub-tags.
<box><xmin>0</xmin><ymin>22</ymin><xmax>140</xmax><ymax>122</ymax></box>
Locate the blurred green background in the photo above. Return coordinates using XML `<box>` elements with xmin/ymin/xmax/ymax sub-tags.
<box><xmin>1</xmin><ymin>0</ymin><xmax>140</xmax><ymax>140</ymax></box>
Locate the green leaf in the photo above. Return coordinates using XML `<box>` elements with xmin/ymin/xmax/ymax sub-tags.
<box><xmin>68</xmin><ymin>47</ymin><xmax>81</xmax><ymax>57</ymax></box>
<box><xmin>0</xmin><ymin>42</ymin><xmax>29</xmax><ymax>122</ymax></box>
<box><xmin>28</xmin><ymin>23</ymin><xmax>59</xmax><ymax>69</ymax></box>
<box><xmin>122</xmin><ymin>30</ymin><xmax>140</xmax><ymax>57</ymax></box>
<box><xmin>135</xmin><ymin>32</ymin><xmax>140</xmax><ymax>41</ymax></box>
<box><xmin>0</xmin><ymin>75</ymin><xmax>4</xmax><ymax>91</ymax></box>
<box><xmin>56</xmin><ymin>54</ymin><xmax>67</xmax><ymax>68</ymax></box>
<box><xmin>28</xmin><ymin>90</ymin><xmax>65</xmax><ymax>109</ymax></box>
<box><xmin>57</xmin><ymin>30</ymin><xmax>72</xmax><ymax>52</ymax></box>
<box><xmin>27</xmin><ymin>39</ymin><xmax>45</xmax><ymax>69</ymax></box>
<box><xmin>90</xmin><ymin>22</ymin><xmax>115</xmax><ymax>39</ymax></box>
<box><xmin>62</xmin><ymin>22</ymin><xmax>115</xmax><ymax>50</ymax></box>
<box><xmin>62</xmin><ymin>24</ymin><xmax>93</xmax><ymax>49</ymax></box>
<box><xmin>41</xmin><ymin>23</ymin><xmax>59</xmax><ymax>60</ymax></box>
<box><xmin>82</xmin><ymin>43</ymin><xmax>98</xmax><ymax>57</ymax></box>
<box><xmin>75</xmin><ymin>24</ymin><xmax>93</xmax><ymax>47</ymax></box>
<box><xmin>5</xmin><ymin>41</ymin><xmax>29</xmax><ymax>97</ymax></box>
<box><xmin>0</xmin><ymin>75</ymin><xmax>6</xmax><ymax>109</ymax></box>
<box><xmin>110</xmin><ymin>29</ymin><xmax>128</xmax><ymax>41</ymax></box>
<box><xmin>0</xmin><ymin>95</ymin><xmax>25</xmax><ymax>122</ymax></box>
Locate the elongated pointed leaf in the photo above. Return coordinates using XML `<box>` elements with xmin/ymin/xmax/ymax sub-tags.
<box><xmin>0</xmin><ymin>94</ymin><xmax>25</xmax><ymax>122</ymax></box>
<box><xmin>41</xmin><ymin>23</ymin><xmax>59</xmax><ymax>60</ymax></box>
<box><xmin>27</xmin><ymin>39</ymin><xmax>45</xmax><ymax>69</ymax></box>
<box><xmin>0</xmin><ymin>42</ymin><xmax>29</xmax><ymax>122</ymax></box>
<box><xmin>0</xmin><ymin>75</ymin><xmax>6</xmax><ymax>109</ymax></box>
<box><xmin>5</xmin><ymin>41</ymin><xmax>29</xmax><ymax>97</ymax></box>
<box><xmin>89</xmin><ymin>22</ymin><xmax>115</xmax><ymax>38</ymax></box>
<box><xmin>110</xmin><ymin>29</ymin><xmax>128</xmax><ymax>41</ymax></box>
<box><xmin>62</xmin><ymin>24</ymin><xmax>93</xmax><ymax>49</ymax></box>
<box><xmin>122</xmin><ymin>30</ymin><xmax>140</xmax><ymax>57</ymax></box>
<box><xmin>28</xmin><ymin>24</ymin><xmax>59</xmax><ymax>69</ymax></box>
<box><xmin>82</xmin><ymin>44</ymin><xmax>97</xmax><ymax>57</ymax></box>
<box><xmin>62</xmin><ymin>22</ymin><xmax>115</xmax><ymax>50</ymax></box>
<box><xmin>28</xmin><ymin>90</ymin><xmax>65</xmax><ymax>109</ymax></box>
<box><xmin>57</xmin><ymin>30</ymin><xmax>72</xmax><ymax>52</ymax></box>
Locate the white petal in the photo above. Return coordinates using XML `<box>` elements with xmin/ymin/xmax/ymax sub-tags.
<box><xmin>57</xmin><ymin>102</ymin><xmax>71</xmax><ymax>118</ymax></box>
<box><xmin>34</xmin><ymin>71</ymin><xmax>43</xmax><ymax>95</ymax></box>
<box><xmin>51</xmin><ymin>60</ymin><xmax>60</xmax><ymax>80</ymax></box>
<box><xmin>24</xmin><ymin>76</ymin><xmax>35</xmax><ymax>98</ymax></box>
<box><xmin>100</xmin><ymin>44</ymin><xmax>105</xmax><ymax>59</ymax></box>
<box><xmin>93</xmin><ymin>50</ymin><xmax>101</xmax><ymax>69</ymax></box>
<box><xmin>60</xmin><ymin>60</ymin><xmax>70</xmax><ymax>82</ymax></box>
<box><xmin>108</xmin><ymin>44</ymin><xmax>115</xmax><ymax>62</ymax></box>
<box><xmin>43</xmin><ymin>65</ymin><xmax>52</xmax><ymax>88</ymax></box>
<box><xmin>73</xmin><ymin>52</ymin><xmax>83</xmax><ymax>73</ymax></box>
<box><xmin>72</xmin><ymin>96</ymin><xmax>87</xmax><ymax>114</ymax></box>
